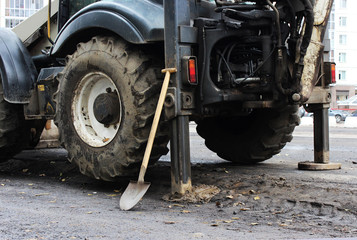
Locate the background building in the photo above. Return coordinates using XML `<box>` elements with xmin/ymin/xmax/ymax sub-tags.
<box><xmin>0</xmin><ymin>0</ymin><xmax>44</xmax><ymax>28</ymax></box>
<box><xmin>328</xmin><ymin>0</ymin><xmax>357</xmax><ymax>108</ymax></box>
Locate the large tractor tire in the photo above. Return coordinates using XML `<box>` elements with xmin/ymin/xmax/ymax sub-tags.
<box><xmin>54</xmin><ymin>36</ymin><xmax>169</xmax><ymax>181</ymax></box>
<box><xmin>196</xmin><ymin>105</ymin><xmax>300</xmax><ymax>163</ymax></box>
<box><xmin>0</xmin><ymin>80</ymin><xmax>43</xmax><ymax>161</ymax></box>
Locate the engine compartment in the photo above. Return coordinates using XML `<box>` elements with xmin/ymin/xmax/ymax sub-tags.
<box><xmin>195</xmin><ymin>0</ymin><xmax>314</xmax><ymax>112</ymax></box>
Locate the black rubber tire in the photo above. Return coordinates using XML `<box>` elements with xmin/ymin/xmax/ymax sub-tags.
<box><xmin>54</xmin><ymin>36</ymin><xmax>169</xmax><ymax>181</ymax></box>
<box><xmin>0</xmin><ymin>80</ymin><xmax>43</xmax><ymax>161</ymax></box>
<box><xmin>196</xmin><ymin>105</ymin><xmax>300</xmax><ymax>163</ymax></box>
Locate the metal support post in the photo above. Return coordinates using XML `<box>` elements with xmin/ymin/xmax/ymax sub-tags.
<box><xmin>298</xmin><ymin>103</ymin><xmax>341</xmax><ymax>170</ymax></box>
<box><xmin>170</xmin><ymin>116</ymin><xmax>192</xmax><ymax>195</ymax></box>
<box><xmin>298</xmin><ymin>1</ymin><xmax>340</xmax><ymax>170</ymax></box>
<box><xmin>164</xmin><ymin>0</ymin><xmax>192</xmax><ymax>194</ymax></box>
<box><xmin>313</xmin><ymin>104</ymin><xmax>330</xmax><ymax>163</ymax></box>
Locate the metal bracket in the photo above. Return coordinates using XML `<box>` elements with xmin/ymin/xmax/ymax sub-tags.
<box><xmin>179</xmin><ymin>25</ymin><xmax>197</xmax><ymax>44</ymax></box>
<box><xmin>24</xmin><ymin>67</ymin><xmax>63</xmax><ymax>120</ymax></box>
<box><xmin>164</xmin><ymin>88</ymin><xmax>195</xmax><ymax>120</ymax></box>
<box><xmin>304</xmin><ymin>86</ymin><xmax>331</xmax><ymax>105</ymax></box>
<box><xmin>164</xmin><ymin>87</ymin><xmax>178</xmax><ymax>120</ymax></box>
<box><xmin>181</xmin><ymin>92</ymin><xmax>195</xmax><ymax>110</ymax></box>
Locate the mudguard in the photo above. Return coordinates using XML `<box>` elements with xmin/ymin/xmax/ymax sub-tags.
<box><xmin>0</xmin><ymin>28</ymin><xmax>37</xmax><ymax>104</ymax></box>
<box><xmin>51</xmin><ymin>0</ymin><xmax>164</xmax><ymax>56</ymax></box>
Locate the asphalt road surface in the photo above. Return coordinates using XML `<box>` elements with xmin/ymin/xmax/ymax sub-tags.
<box><xmin>0</xmin><ymin>123</ymin><xmax>357</xmax><ymax>239</ymax></box>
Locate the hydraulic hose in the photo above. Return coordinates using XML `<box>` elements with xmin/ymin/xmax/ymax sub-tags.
<box><xmin>47</xmin><ymin>0</ymin><xmax>54</xmax><ymax>45</ymax></box>
<box><xmin>266</xmin><ymin>0</ymin><xmax>288</xmax><ymax>95</ymax></box>
<box><xmin>266</xmin><ymin>0</ymin><xmax>282</xmax><ymax>49</ymax></box>
<box><xmin>215</xmin><ymin>0</ymin><xmax>240</xmax><ymax>7</ymax></box>
<box><xmin>269</xmin><ymin>0</ymin><xmax>314</xmax><ymax>96</ymax></box>
<box><xmin>289</xmin><ymin>0</ymin><xmax>314</xmax><ymax>97</ymax></box>
<box><xmin>297</xmin><ymin>0</ymin><xmax>314</xmax><ymax>70</ymax></box>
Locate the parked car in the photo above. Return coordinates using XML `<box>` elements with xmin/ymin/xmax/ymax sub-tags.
<box><xmin>299</xmin><ymin>106</ymin><xmax>307</xmax><ymax>117</ymax></box>
<box><xmin>329</xmin><ymin>109</ymin><xmax>349</xmax><ymax>123</ymax></box>
<box><xmin>308</xmin><ymin>109</ymin><xmax>349</xmax><ymax>123</ymax></box>
<box><xmin>351</xmin><ymin>110</ymin><xmax>357</xmax><ymax>117</ymax></box>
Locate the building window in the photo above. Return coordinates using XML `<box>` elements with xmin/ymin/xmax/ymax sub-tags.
<box><xmin>4</xmin><ymin>0</ymin><xmax>44</xmax><ymax>28</ymax></box>
<box><xmin>329</xmin><ymin>31</ymin><xmax>334</xmax><ymax>40</ymax></box>
<box><xmin>5</xmin><ymin>18</ymin><xmax>23</xmax><ymax>28</ymax></box>
<box><xmin>339</xmin><ymin>70</ymin><xmax>346</xmax><ymax>80</ymax></box>
<box><xmin>330</xmin><ymin>21</ymin><xmax>335</xmax><ymax>29</ymax></box>
<box><xmin>340</xmin><ymin>0</ymin><xmax>347</xmax><ymax>8</ymax></box>
<box><xmin>336</xmin><ymin>90</ymin><xmax>349</xmax><ymax>101</ymax></box>
<box><xmin>339</xmin><ymin>52</ymin><xmax>346</xmax><ymax>63</ymax></box>
<box><xmin>339</xmin><ymin>16</ymin><xmax>347</xmax><ymax>26</ymax></box>
<box><xmin>339</xmin><ymin>34</ymin><xmax>347</xmax><ymax>45</ymax></box>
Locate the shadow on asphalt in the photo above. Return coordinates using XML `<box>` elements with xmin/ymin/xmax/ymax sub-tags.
<box><xmin>0</xmin><ymin>148</ymin><xmax>268</xmax><ymax>196</ymax></box>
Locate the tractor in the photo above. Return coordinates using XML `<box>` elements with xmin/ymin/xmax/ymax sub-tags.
<box><xmin>0</xmin><ymin>0</ymin><xmax>334</xmax><ymax>197</ymax></box>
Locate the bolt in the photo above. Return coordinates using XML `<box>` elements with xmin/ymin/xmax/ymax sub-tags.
<box><xmin>185</xmin><ymin>95</ymin><xmax>192</xmax><ymax>105</ymax></box>
<box><xmin>292</xmin><ymin>93</ymin><xmax>301</xmax><ymax>102</ymax></box>
<box><xmin>164</xmin><ymin>93</ymin><xmax>175</xmax><ymax>108</ymax></box>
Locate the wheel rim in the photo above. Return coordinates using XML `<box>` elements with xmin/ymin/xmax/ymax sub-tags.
<box><xmin>336</xmin><ymin>115</ymin><xmax>341</xmax><ymax>123</ymax></box>
<box><xmin>72</xmin><ymin>72</ymin><xmax>121</xmax><ymax>147</ymax></box>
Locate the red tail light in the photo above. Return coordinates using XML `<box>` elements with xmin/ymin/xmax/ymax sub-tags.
<box><xmin>188</xmin><ymin>59</ymin><xmax>197</xmax><ymax>84</ymax></box>
<box><xmin>182</xmin><ymin>56</ymin><xmax>198</xmax><ymax>86</ymax></box>
<box><xmin>331</xmin><ymin>63</ymin><xmax>336</xmax><ymax>83</ymax></box>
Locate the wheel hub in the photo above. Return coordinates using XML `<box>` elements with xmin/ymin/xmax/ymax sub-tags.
<box><xmin>72</xmin><ymin>72</ymin><xmax>121</xmax><ymax>147</ymax></box>
<box><xmin>93</xmin><ymin>92</ymin><xmax>120</xmax><ymax>125</ymax></box>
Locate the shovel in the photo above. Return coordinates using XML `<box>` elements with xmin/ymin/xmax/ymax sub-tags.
<box><xmin>120</xmin><ymin>68</ymin><xmax>177</xmax><ymax>211</ymax></box>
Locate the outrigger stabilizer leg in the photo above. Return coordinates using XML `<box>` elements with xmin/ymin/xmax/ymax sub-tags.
<box><xmin>297</xmin><ymin>0</ymin><xmax>340</xmax><ymax>171</ymax></box>
<box><xmin>164</xmin><ymin>0</ymin><xmax>193</xmax><ymax>195</ymax></box>
<box><xmin>298</xmin><ymin>103</ymin><xmax>341</xmax><ymax>170</ymax></box>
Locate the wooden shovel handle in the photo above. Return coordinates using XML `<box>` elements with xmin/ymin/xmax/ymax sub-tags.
<box><xmin>138</xmin><ymin>68</ymin><xmax>177</xmax><ymax>183</ymax></box>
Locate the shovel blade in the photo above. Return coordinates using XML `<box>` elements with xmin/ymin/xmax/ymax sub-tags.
<box><xmin>120</xmin><ymin>180</ymin><xmax>151</xmax><ymax>210</ymax></box>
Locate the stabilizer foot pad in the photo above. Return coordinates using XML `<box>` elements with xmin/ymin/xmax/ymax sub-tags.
<box><xmin>298</xmin><ymin>161</ymin><xmax>341</xmax><ymax>170</ymax></box>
